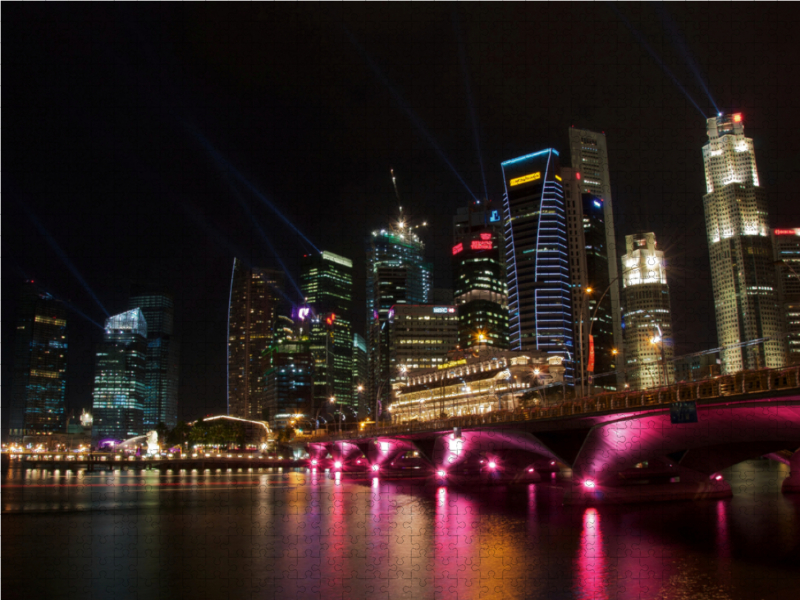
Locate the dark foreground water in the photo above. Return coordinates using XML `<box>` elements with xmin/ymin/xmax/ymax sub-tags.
<box><xmin>3</xmin><ymin>459</ymin><xmax>800</xmax><ymax>600</ymax></box>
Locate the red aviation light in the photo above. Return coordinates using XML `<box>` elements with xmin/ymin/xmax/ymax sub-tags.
<box><xmin>452</xmin><ymin>243</ymin><xmax>464</xmax><ymax>255</ymax></box>
<box><xmin>480</xmin><ymin>233</ymin><xmax>492</xmax><ymax>241</ymax></box>
<box><xmin>575</xmin><ymin>172</ymin><xmax>581</xmax><ymax>180</ymax></box>
<box><xmin>733</xmin><ymin>114</ymin><xmax>742</xmax><ymax>123</ymax></box>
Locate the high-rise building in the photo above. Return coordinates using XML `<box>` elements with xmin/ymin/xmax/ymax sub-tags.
<box><xmin>300</xmin><ymin>251</ymin><xmax>354</xmax><ymax>412</ymax></box>
<box><xmin>452</xmin><ymin>200</ymin><xmax>509</xmax><ymax>350</ymax></box>
<box><xmin>621</xmin><ymin>233</ymin><xmax>675</xmax><ymax>390</ymax></box>
<box><xmin>501</xmin><ymin>149</ymin><xmax>573</xmax><ymax>367</ymax></box>
<box><xmin>352</xmin><ymin>333</ymin><xmax>368</xmax><ymax>415</ymax></box>
<box><xmin>263</xmin><ymin>315</ymin><xmax>315</xmax><ymax>429</ymax></box>
<box><xmin>703</xmin><ymin>113</ymin><xmax>786</xmax><ymax>372</ymax></box>
<box><xmin>366</xmin><ymin>222</ymin><xmax>432</xmax><ymax>418</ymax></box>
<box><xmin>388</xmin><ymin>305</ymin><xmax>459</xmax><ymax>379</ymax></box>
<box><xmin>568</xmin><ymin>128</ymin><xmax>624</xmax><ymax>387</ymax></box>
<box><xmin>8</xmin><ymin>281</ymin><xmax>68</xmax><ymax>441</ymax></box>
<box><xmin>227</xmin><ymin>258</ymin><xmax>286</xmax><ymax>420</ymax></box>
<box><xmin>127</xmin><ymin>285</ymin><xmax>179</xmax><ymax>429</ymax></box>
<box><xmin>92</xmin><ymin>309</ymin><xmax>148</xmax><ymax>441</ymax></box>
<box><xmin>773</xmin><ymin>228</ymin><xmax>800</xmax><ymax>364</ymax></box>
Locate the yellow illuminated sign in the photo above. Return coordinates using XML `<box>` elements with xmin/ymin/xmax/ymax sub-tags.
<box><xmin>555</xmin><ymin>174</ymin><xmax>562</xmax><ymax>181</ymax></box>
<box><xmin>438</xmin><ymin>359</ymin><xmax>467</xmax><ymax>370</ymax></box>
<box><xmin>509</xmin><ymin>172</ymin><xmax>541</xmax><ymax>186</ymax></box>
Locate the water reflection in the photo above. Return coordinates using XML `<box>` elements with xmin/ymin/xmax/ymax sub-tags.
<box><xmin>2</xmin><ymin>460</ymin><xmax>799</xmax><ymax>599</ymax></box>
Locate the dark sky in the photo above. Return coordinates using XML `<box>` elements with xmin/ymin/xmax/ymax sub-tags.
<box><xmin>5</xmin><ymin>3</ymin><xmax>799</xmax><ymax>425</ymax></box>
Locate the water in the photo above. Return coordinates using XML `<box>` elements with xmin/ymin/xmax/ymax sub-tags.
<box><xmin>3</xmin><ymin>460</ymin><xmax>799</xmax><ymax>599</ymax></box>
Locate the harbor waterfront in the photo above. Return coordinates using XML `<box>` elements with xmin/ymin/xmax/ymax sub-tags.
<box><xmin>3</xmin><ymin>459</ymin><xmax>799</xmax><ymax>600</ymax></box>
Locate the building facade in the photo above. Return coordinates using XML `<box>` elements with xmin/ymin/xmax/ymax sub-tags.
<box><xmin>568</xmin><ymin>128</ymin><xmax>624</xmax><ymax>387</ymax></box>
<box><xmin>703</xmin><ymin>113</ymin><xmax>786</xmax><ymax>372</ymax></box>
<box><xmin>8</xmin><ymin>281</ymin><xmax>68</xmax><ymax>441</ymax></box>
<box><xmin>501</xmin><ymin>149</ymin><xmax>573</xmax><ymax>368</ymax></box>
<box><xmin>773</xmin><ymin>228</ymin><xmax>800</xmax><ymax>364</ymax></box>
<box><xmin>452</xmin><ymin>200</ymin><xmax>509</xmax><ymax>350</ymax></box>
<box><xmin>127</xmin><ymin>285</ymin><xmax>179</xmax><ymax>429</ymax></box>
<box><xmin>390</xmin><ymin>350</ymin><xmax>564</xmax><ymax>423</ymax></box>
<box><xmin>227</xmin><ymin>258</ymin><xmax>286</xmax><ymax>420</ymax></box>
<box><xmin>388</xmin><ymin>304</ymin><xmax>459</xmax><ymax>379</ymax></box>
<box><xmin>366</xmin><ymin>223</ymin><xmax>432</xmax><ymax>418</ymax></box>
<box><xmin>300</xmin><ymin>251</ymin><xmax>354</xmax><ymax>412</ymax></box>
<box><xmin>621</xmin><ymin>233</ymin><xmax>675</xmax><ymax>390</ymax></box>
<box><xmin>92</xmin><ymin>309</ymin><xmax>148</xmax><ymax>441</ymax></box>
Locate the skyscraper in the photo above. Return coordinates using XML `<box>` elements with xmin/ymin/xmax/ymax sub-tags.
<box><xmin>366</xmin><ymin>222</ymin><xmax>431</xmax><ymax>418</ymax></box>
<box><xmin>568</xmin><ymin>128</ymin><xmax>624</xmax><ymax>387</ymax></box>
<box><xmin>621</xmin><ymin>233</ymin><xmax>675</xmax><ymax>390</ymax></box>
<box><xmin>9</xmin><ymin>281</ymin><xmax>68</xmax><ymax>441</ymax></box>
<box><xmin>501</xmin><ymin>149</ymin><xmax>573</xmax><ymax>366</ymax></box>
<box><xmin>92</xmin><ymin>309</ymin><xmax>148</xmax><ymax>441</ymax></box>
<box><xmin>388</xmin><ymin>304</ymin><xmax>459</xmax><ymax>375</ymax></box>
<box><xmin>702</xmin><ymin>113</ymin><xmax>787</xmax><ymax>371</ymax></box>
<box><xmin>300</xmin><ymin>251</ymin><xmax>354</xmax><ymax>412</ymax></box>
<box><xmin>452</xmin><ymin>200</ymin><xmax>509</xmax><ymax>350</ymax></box>
<box><xmin>773</xmin><ymin>228</ymin><xmax>800</xmax><ymax>364</ymax></box>
<box><xmin>127</xmin><ymin>285</ymin><xmax>179</xmax><ymax>429</ymax></box>
<box><xmin>227</xmin><ymin>258</ymin><xmax>286</xmax><ymax>420</ymax></box>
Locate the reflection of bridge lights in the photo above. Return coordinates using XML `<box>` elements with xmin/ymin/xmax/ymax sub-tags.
<box><xmin>371</xmin><ymin>464</ymin><xmax>380</xmax><ymax>472</ymax></box>
<box><xmin>583</xmin><ymin>479</ymin><xmax>596</xmax><ymax>489</ymax></box>
<box><xmin>437</xmin><ymin>470</ymin><xmax>447</xmax><ymax>478</ymax></box>
<box><xmin>334</xmin><ymin>461</ymin><xmax>342</xmax><ymax>469</ymax></box>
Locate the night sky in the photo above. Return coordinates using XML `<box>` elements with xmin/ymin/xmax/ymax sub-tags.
<box><xmin>5</xmin><ymin>3</ymin><xmax>799</xmax><ymax>427</ymax></box>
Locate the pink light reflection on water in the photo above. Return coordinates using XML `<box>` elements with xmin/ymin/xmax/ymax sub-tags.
<box><xmin>575</xmin><ymin>507</ymin><xmax>608</xmax><ymax>600</ymax></box>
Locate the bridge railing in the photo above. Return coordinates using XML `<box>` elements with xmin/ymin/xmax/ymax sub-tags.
<box><xmin>312</xmin><ymin>365</ymin><xmax>800</xmax><ymax>442</ymax></box>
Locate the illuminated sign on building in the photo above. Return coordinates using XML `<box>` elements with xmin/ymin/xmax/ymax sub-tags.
<box><xmin>509</xmin><ymin>172</ymin><xmax>541</xmax><ymax>187</ymax></box>
<box><xmin>480</xmin><ymin>233</ymin><xmax>492</xmax><ymax>241</ymax></box>
<box><xmin>452</xmin><ymin>243</ymin><xmax>464</xmax><ymax>255</ymax></box>
<box><xmin>775</xmin><ymin>229</ymin><xmax>800</xmax><ymax>236</ymax></box>
<box><xmin>437</xmin><ymin>359</ymin><xmax>467</xmax><ymax>370</ymax></box>
<box><xmin>298</xmin><ymin>307</ymin><xmax>310</xmax><ymax>321</ymax></box>
<box><xmin>555</xmin><ymin>174</ymin><xmax>562</xmax><ymax>181</ymax></box>
<box><xmin>593</xmin><ymin>200</ymin><xmax>602</xmax><ymax>208</ymax></box>
<box><xmin>470</xmin><ymin>240</ymin><xmax>493</xmax><ymax>250</ymax></box>
<box><xmin>489</xmin><ymin>210</ymin><xmax>501</xmax><ymax>222</ymax></box>
<box><xmin>433</xmin><ymin>307</ymin><xmax>456</xmax><ymax>314</ymax></box>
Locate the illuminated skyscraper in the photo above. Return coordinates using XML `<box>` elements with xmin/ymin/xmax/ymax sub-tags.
<box><xmin>263</xmin><ymin>315</ymin><xmax>314</xmax><ymax>429</ymax></box>
<box><xmin>127</xmin><ymin>285</ymin><xmax>179</xmax><ymax>429</ymax></box>
<box><xmin>300</xmin><ymin>251</ymin><xmax>354</xmax><ymax>412</ymax></box>
<box><xmin>621</xmin><ymin>233</ymin><xmax>675</xmax><ymax>390</ymax></box>
<box><xmin>703</xmin><ymin>113</ymin><xmax>786</xmax><ymax>371</ymax></box>
<box><xmin>227</xmin><ymin>258</ymin><xmax>286</xmax><ymax>420</ymax></box>
<box><xmin>452</xmin><ymin>200</ymin><xmax>509</xmax><ymax>350</ymax></box>
<box><xmin>366</xmin><ymin>223</ymin><xmax>431</xmax><ymax>418</ymax></box>
<box><xmin>568</xmin><ymin>129</ymin><xmax>624</xmax><ymax>387</ymax></box>
<box><xmin>501</xmin><ymin>149</ymin><xmax>573</xmax><ymax>366</ymax></box>
<box><xmin>388</xmin><ymin>304</ymin><xmax>459</xmax><ymax>376</ymax></box>
<box><xmin>8</xmin><ymin>281</ymin><xmax>68</xmax><ymax>441</ymax></box>
<box><xmin>92</xmin><ymin>309</ymin><xmax>148</xmax><ymax>441</ymax></box>
<box><xmin>773</xmin><ymin>228</ymin><xmax>800</xmax><ymax>364</ymax></box>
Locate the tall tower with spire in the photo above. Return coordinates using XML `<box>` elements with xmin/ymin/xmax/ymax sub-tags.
<box><xmin>702</xmin><ymin>113</ymin><xmax>786</xmax><ymax>371</ymax></box>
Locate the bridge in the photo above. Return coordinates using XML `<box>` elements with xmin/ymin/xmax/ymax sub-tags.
<box><xmin>298</xmin><ymin>366</ymin><xmax>800</xmax><ymax>504</ymax></box>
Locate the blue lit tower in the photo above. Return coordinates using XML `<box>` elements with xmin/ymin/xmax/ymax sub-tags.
<box><xmin>127</xmin><ymin>285</ymin><xmax>179</xmax><ymax>429</ymax></box>
<box><xmin>501</xmin><ymin>149</ymin><xmax>573</xmax><ymax>366</ymax></box>
<box><xmin>366</xmin><ymin>220</ymin><xmax>431</xmax><ymax>418</ymax></box>
<box><xmin>8</xmin><ymin>281</ymin><xmax>68</xmax><ymax>441</ymax></box>
<box><xmin>92</xmin><ymin>309</ymin><xmax>148</xmax><ymax>441</ymax></box>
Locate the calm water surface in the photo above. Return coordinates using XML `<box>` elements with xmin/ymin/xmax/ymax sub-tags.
<box><xmin>3</xmin><ymin>459</ymin><xmax>799</xmax><ymax>600</ymax></box>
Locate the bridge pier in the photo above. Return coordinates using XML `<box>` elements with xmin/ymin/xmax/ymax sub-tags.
<box><xmin>781</xmin><ymin>450</ymin><xmax>800</xmax><ymax>493</ymax></box>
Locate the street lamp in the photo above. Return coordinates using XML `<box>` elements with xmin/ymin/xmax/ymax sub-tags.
<box><xmin>649</xmin><ymin>326</ymin><xmax>669</xmax><ymax>388</ymax></box>
<box><xmin>576</xmin><ymin>287</ymin><xmax>593</xmax><ymax>398</ymax></box>
<box><xmin>329</xmin><ymin>396</ymin><xmax>341</xmax><ymax>434</ymax></box>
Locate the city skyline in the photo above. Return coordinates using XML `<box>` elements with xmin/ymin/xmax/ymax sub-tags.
<box><xmin>5</xmin><ymin>3</ymin><xmax>799</xmax><ymax>428</ymax></box>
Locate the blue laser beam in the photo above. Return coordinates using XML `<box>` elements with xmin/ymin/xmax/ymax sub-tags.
<box><xmin>609</xmin><ymin>3</ymin><xmax>707</xmax><ymax>119</ymax></box>
<box><xmin>345</xmin><ymin>27</ymin><xmax>479</xmax><ymax>201</ymax></box>
<box><xmin>15</xmin><ymin>197</ymin><xmax>110</xmax><ymax>317</ymax></box>
<box><xmin>651</xmin><ymin>3</ymin><xmax>720</xmax><ymax>115</ymax></box>
<box><xmin>185</xmin><ymin>122</ymin><xmax>320</xmax><ymax>254</ymax></box>
<box><xmin>454</xmin><ymin>11</ymin><xmax>488</xmax><ymax>200</ymax></box>
<box><xmin>226</xmin><ymin>178</ymin><xmax>305</xmax><ymax>302</ymax></box>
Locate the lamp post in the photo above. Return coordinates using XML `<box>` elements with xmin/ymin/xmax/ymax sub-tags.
<box><xmin>649</xmin><ymin>325</ymin><xmax>669</xmax><ymax>388</ymax></box>
<box><xmin>576</xmin><ymin>286</ymin><xmax>593</xmax><ymax>399</ymax></box>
